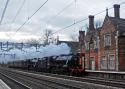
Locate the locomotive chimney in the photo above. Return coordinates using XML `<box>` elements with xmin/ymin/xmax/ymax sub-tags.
<box><xmin>89</xmin><ymin>15</ymin><xmax>94</xmax><ymax>30</ymax></box>
<box><xmin>114</xmin><ymin>4</ymin><xmax>120</xmax><ymax>18</ymax></box>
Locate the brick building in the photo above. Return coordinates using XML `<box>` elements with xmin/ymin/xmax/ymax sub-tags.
<box><xmin>80</xmin><ymin>4</ymin><xmax>125</xmax><ymax>71</ymax></box>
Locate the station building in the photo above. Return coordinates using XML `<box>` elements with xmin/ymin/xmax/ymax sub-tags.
<box><xmin>79</xmin><ymin>4</ymin><xmax>125</xmax><ymax>71</ymax></box>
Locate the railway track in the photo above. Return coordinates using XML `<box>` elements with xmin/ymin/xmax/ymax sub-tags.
<box><xmin>13</xmin><ymin>69</ymin><xmax>125</xmax><ymax>89</ymax></box>
<box><xmin>40</xmin><ymin>73</ymin><xmax>125</xmax><ymax>89</ymax></box>
<box><xmin>0</xmin><ymin>72</ymin><xmax>31</xmax><ymax>89</ymax></box>
<box><xmin>0</xmin><ymin>67</ymin><xmax>124</xmax><ymax>89</ymax></box>
<box><xmin>44</xmin><ymin>73</ymin><xmax>125</xmax><ymax>88</ymax></box>
<box><xmin>0</xmin><ymin>67</ymin><xmax>84</xmax><ymax>89</ymax></box>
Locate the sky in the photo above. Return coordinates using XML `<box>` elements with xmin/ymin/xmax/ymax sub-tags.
<box><xmin>0</xmin><ymin>0</ymin><xmax>125</xmax><ymax>42</ymax></box>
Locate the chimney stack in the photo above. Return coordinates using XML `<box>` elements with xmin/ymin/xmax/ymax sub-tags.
<box><xmin>79</xmin><ymin>31</ymin><xmax>85</xmax><ymax>39</ymax></box>
<box><xmin>79</xmin><ymin>31</ymin><xmax>85</xmax><ymax>52</ymax></box>
<box><xmin>89</xmin><ymin>15</ymin><xmax>94</xmax><ymax>30</ymax></box>
<box><xmin>114</xmin><ymin>4</ymin><xmax>120</xmax><ymax>18</ymax></box>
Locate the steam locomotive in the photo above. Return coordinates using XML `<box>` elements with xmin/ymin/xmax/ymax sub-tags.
<box><xmin>8</xmin><ymin>52</ymin><xmax>85</xmax><ymax>76</ymax></box>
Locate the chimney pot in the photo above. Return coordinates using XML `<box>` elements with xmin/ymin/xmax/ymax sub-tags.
<box><xmin>114</xmin><ymin>4</ymin><xmax>120</xmax><ymax>18</ymax></box>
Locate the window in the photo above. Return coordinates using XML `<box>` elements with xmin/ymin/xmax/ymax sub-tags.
<box><xmin>94</xmin><ymin>40</ymin><xmax>97</xmax><ymax>49</ymax></box>
<box><xmin>84</xmin><ymin>55</ymin><xmax>88</xmax><ymax>69</ymax></box>
<box><xmin>108</xmin><ymin>55</ymin><xmax>115</xmax><ymax>70</ymax></box>
<box><xmin>85</xmin><ymin>59</ymin><xmax>88</xmax><ymax>69</ymax></box>
<box><xmin>85</xmin><ymin>42</ymin><xmax>89</xmax><ymax>50</ymax></box>
<box><xmin>94</xmin><ymin>37</ymin><xmax>99</xmax><ymax>49</ymax></box>
<box><xmin>85</xmin><ymin>42</ymin><xmax>87</xmax><ymax>50</ymax></box>
<box><xmin>100</xmin><ymin>56</ymin><xmax>107</xmax><ymax>69</ymax></box>
<box><xmin>104</xmin><ymin>34</ymin><xmax>111</xmax><ymax>46</ymax></box>
<box><xmin>81</xmin><ymin>56</ymin><xmax>85</xmax><ymax>68</ymax></box>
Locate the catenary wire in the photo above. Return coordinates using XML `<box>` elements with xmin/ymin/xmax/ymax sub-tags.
<box><xmin>11</xmin><ymin>0</ymin><xmax>26</xmax><ymax>23</ymax></box>
<box><xmin>0</xmin><ymin>0</ymin><xmax>10</xmax><ymax>24</ymax></box>
<box><xmin>8</xmin><ymin>0</ymin><xmax>49</xmax><ymax>41</ymax></box>
<box><xmin>49</xmin><ymin>1</ymin><xmax>125</xmax><ymax>36</ymax></box>
<box><xmin>46</xmin><ymin>0</ymin><xmax>75</xmax><ymax>24</ymax></box>
<box><xmin>7</xmin><ymin>1</ymin><xmax>125</xmax><ymax>43</ymax></box>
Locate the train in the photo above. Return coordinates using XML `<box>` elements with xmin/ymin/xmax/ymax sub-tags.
<box><xmin>7</xmin><ymin>52</ymin><xmax>86</xmax><ymax>76</ymax></box>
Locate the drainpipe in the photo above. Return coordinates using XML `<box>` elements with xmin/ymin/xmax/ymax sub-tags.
<box><xmin>116</xmin><ymin>29</ymin><xmax>119</xmax><ymax>71</ymax></box>
<box><xmin>89</xmin><ymin>42</ymin><xmax>91</xmax><ymax>70</ymax></box>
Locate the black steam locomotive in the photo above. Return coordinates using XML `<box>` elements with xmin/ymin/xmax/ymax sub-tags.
<box><xmin>8</xmin><ymin>53</ymin><xmax>85</xmax><ymax>76</ymax></box>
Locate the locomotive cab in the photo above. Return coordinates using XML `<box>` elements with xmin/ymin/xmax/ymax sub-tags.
<box><xmin>66</xmin><ymin>53</ymin><xmax>85</xmax><ymax>76</ymax></box>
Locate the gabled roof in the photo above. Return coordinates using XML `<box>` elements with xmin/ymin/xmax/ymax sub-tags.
<box><xmin>85</xmin><ymin>14</ymin><xmax>125</xmax><ymax>42</ymax></box>
<box><xmin>103</xmin><ymin>15</ymin><xmax>125</xmax><ymax>30</ymax></box>
<box><xmin>85</xmin><ymin>28</ymin><xmax>100</xmax><ymax>42</ymax></box>
<box><xmin>109</xmin><ymin>17</ymin><xmax>125</xmax><ymax>26</ymax></box>
<box><xmin>102</xmin><ymin>16</ymin><xmax>125</xmax><ymax>32</ymax></box>
<box><xmin>109</xmin><ymin>17</ymin><xmax>125</xmax><ymax>34</ymax></box>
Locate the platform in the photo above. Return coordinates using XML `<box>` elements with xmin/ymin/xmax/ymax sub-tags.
<box><xmin>0</xmin><ymin>79</ymin><xmax>11</xmax><ymax>89</ymax></box>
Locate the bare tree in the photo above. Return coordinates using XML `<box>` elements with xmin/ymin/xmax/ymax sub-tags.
<box><xmin>26</xmin><ymin>38</ymin><xmax>40</xmax><ymax>47</ymax></box>
<box><xmin>43</xmin><ymin>29</ymin><xmax>53</xmax><ymax>46</ymax></box>
<box><xmin>95</xmin><ymin>20</ymin><xmax>102</xmax><ymax>29</ymax></box>
<box><xmin>70</xmin><ymin>34</ymin><xmax>78</xmax><ymax>42</ymax></box>
<box><xmin>85</xmin><ymin>24</ymin><xmax>89</xmax><ymax>30</ymax></box>
<box><xmin>26</xmin><ymin>38</ymin><xmax>39</xmax><ymax>44</ymax></box>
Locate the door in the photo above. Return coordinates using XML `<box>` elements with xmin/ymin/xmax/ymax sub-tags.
<box><xmin>90</xmin><ymin>57</ymin><xmax>95</xmax><ymax>70</ymax></box>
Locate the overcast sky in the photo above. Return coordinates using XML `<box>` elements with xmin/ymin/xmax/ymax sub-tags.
<box><xmin>0</xmin><ymin>0</ymin><xmax>125</xmax><ymax>42</ymax></box>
